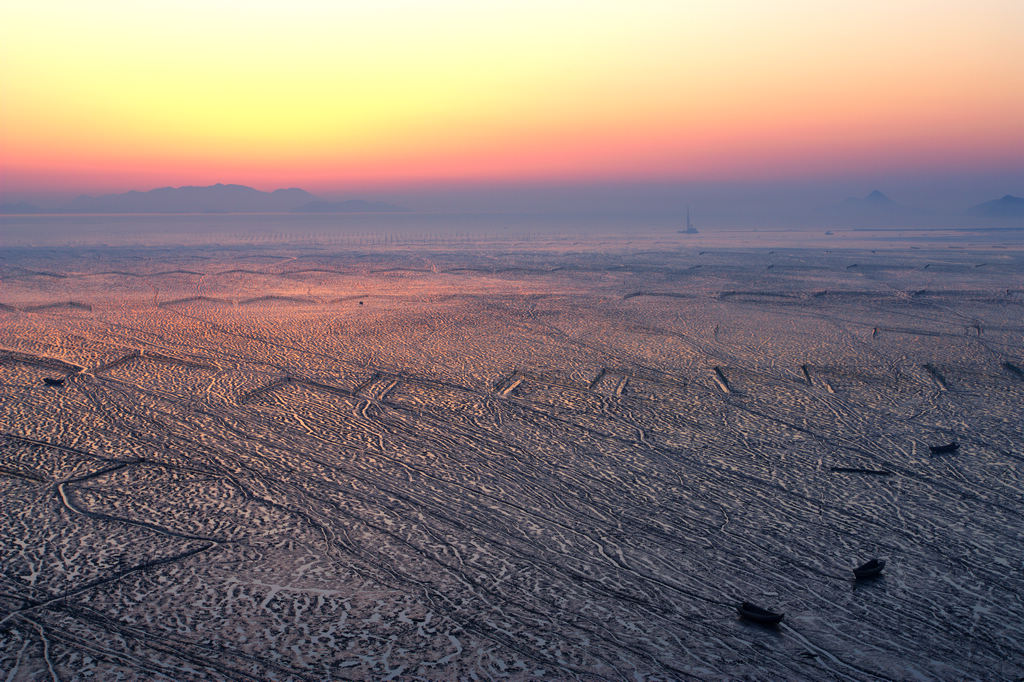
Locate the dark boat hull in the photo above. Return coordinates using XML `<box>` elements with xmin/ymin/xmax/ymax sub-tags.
<box><xmin>853</xmin><ymin>559</ymin><xmax>885</xmax><ymax>579</ymax></box>
<box><xmin>929</xmin><ymin>442</ymin><xmax>959</xmax><ymax>454</ymax></box>
<box><xmin>737</xmin><ymin>602</ymin><xmax>784</xmax><ymax>625</ymax></box>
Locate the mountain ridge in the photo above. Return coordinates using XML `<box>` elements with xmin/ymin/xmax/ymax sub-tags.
<box><xmin>967</xmin><ymin>194</ymin><xmax>1024</xmax><ymax>219</ymax></box>
<box><xmin>3</xmin><ymin>184</ymin><xmax>404</xmax><ymax>214</ymax></box>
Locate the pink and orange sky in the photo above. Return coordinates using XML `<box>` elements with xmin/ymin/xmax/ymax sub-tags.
<box><xmin>1</xmin><ymin>0</ymin><xmax>1022</xmax><ymax>197</ymax></box>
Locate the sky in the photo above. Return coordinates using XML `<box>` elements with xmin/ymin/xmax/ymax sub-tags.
<box><xmin>1</xmin><ymin>0</ymin><xmax>1022</xmax><ymax>205</ymax></box>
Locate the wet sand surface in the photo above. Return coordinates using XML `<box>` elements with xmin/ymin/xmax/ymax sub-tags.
<box><xmin>1</xmin><ymin>235</ymin><xmax>1023</xmax><ymax>680</ymax></box>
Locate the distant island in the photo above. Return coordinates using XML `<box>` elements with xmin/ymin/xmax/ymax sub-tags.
<box><xmin>0</xmin><ymin>184</ymin><xmax>406</xmax><ymax>214</ymax></box>
<box><xmin>826</xmin><ymin>189</ymin><xmax>926</xmax><ymax>225</ymax></box>
<box><xmin>817</xmin><ymin>190</ymin><xmax>1024</xmax><ymax>226</ymax></box>
<box><xmin>844</xmin><ymin>189</ymin><xmax>896</xmax><ymax>207</ymax></box>
<box><xmin>967</xmin><ymin>194</ymin><xmax>1024</xmax><ymax>219</ymax></box>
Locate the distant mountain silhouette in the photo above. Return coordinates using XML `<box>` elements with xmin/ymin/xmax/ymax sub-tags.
<box><xmin>59</xmin><ymin>184</ymin><xmax>317</xmax><ymax>213</ymax></box>
<box><xmin>823</xmin><ymin>190</ymin><xmax>925</xmax><ymax>225</ymax></box>
<box><xmin>845</xmin><ymin>189</ymin><xmax>895</xmax><ymax>206</ymax></box>
<box><xmin>0</xmin><ymin>201</ymin><xmax>43</xmax><ymax>214</ymax></box>
<box><xmin>967</xmin><ymin>194</ymin><xmax>1024</xmax><ymax>219</ymax></box>
<box><xmin>292</xmin><ymin>199</ymin><xmax>406</xmax><ymax>213</ymax></box>
<box><xmin>36</xmin><ymin>184</ymin><xmax>405</xmax><ymax>214</ymax></box>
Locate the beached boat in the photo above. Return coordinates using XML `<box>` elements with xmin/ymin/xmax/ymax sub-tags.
<box><xmin>929</xmin><ymin>442</ymin><xmax>959</xmax><ymax>454</ymax></box>
<box><xmin>853</xmin><ymin>558</ymin><xmax>885</xmax><ymax>579</ymax></box>
<box><xmin>43</xmin><ymin>377</ymin><xmax>65</xmax><ymax>386</ymax></box>
<box><xmin>737</xmin><ymin>601</ymin><xmax>784</xmax><ymax>625</ymax></box>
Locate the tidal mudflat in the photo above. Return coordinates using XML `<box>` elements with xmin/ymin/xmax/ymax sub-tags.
<box><xmin>2</xmin><ymin>234</ymin><xmax>1023</xmax><ymax>680</ymax></box>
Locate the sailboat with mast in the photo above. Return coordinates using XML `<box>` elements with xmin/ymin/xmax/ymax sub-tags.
<box><xmin>680</xmin><ymin>205</ymin><xmax>699</xmax><ymax>234</ymax></box>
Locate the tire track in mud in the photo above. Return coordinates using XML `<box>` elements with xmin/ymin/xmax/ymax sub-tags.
<box><xmin>10</xmin><ymin>379</ymin><xmax>650</xmax><ymax>675</ymax></box>
<box><xmin>55</xmin><ymin>467</ymin><xmax>228</xmax><ymax>544</ymax></box>
<box><xmin>5</xmin><ymin>249</ymin><xmax>1023</xmax><ymax>678</ymax></box>
<box><xmin>217</xmin><ymin>385</ymin><xmax>904</xmax><ymax>676</ymax></box>
<box><xmin>180</xmin><ymin>391</ymin><xmax>802</xmax><ymax>671</ymax></box>
<box><xmin>0</xmin><ymin>437</ymin><xmax>308</xmax><ymax>678</ymax></box>
<box><xmin>24</xmin><ymin>327</ymin><xmax>1024</xmax><ymax>626</ymax></box>
<box><xmin>210</xmin><ymin>472</ymin><xmax>640</xmax><ymax>679</ymax></box>
<box><xmin>0</xmin><ymin>543</ymin><xmax>216</xmax><ymax>630</ymax></box>
<box><xmin>783</xmin><ymin>380</ymin><xmax>1024</xmax><ymax>510</ymax></box>
<box><xmin>723</xmin><ymin>399</ymin><xmax>1024</xmax><ymax>522</ymax></box>
<box><xmin>670</xmin><ymin>427</ymin><xmax>1024</xmax><ymax>622</ymax></box>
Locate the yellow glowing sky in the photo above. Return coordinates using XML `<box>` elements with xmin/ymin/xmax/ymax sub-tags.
<box><xmin>1</xmin><ymin>0</ymin><xmax>1022</xmax><ymax>193</ymax></box>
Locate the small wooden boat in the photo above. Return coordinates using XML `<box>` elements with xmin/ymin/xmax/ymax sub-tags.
<box><xmin>929</xmin><ymin>442</ymin><xmax>959</xmax><ymax>455</ymax></box>
<box><xmin>853</xmin><ymin>558</ymin><xmax>885</xmax><ymax>579</ymax></box>
<box><xmin>737</xmin><ymin>601</ymin><xmax>784</xmax><ymax>625</ymax></box>
<box><xmin>43</xmin><ymin>377</ymin><xmax>65</xmax><ymax>386</ymax></box>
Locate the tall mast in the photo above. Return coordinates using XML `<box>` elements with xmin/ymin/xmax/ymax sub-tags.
<box><xmin>682</xmin><ymin>205</ymin><xmax>698</xmax><ymax>233</ymax></box>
